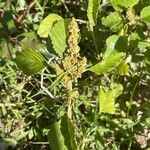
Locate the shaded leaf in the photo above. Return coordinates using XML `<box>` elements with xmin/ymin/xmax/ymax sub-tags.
<box><xmin>37</xmin><ymin>14</ymin><xmax>63</xmax><ymax>38</ymax></box>
<box><xmin>14</xmin><ymin>48</ymin><xmax>46</xmax><ymax>75</ymax></box>
<box><xmin>89</xmin><ymin>53</ymin><xmax>126</xmax><ymax>74</ymax></box>
<box><xmin>95</xmin><ymin>132</ymin><xmax>105</xmax><ymax>150</ymax></box>
<box><xmin>48</xmin><ymin>120</ymin><xmax>67</xmax><ymax>150</ymax></box>
<box><xmin>60</xmin><ymin>115</ymin><xmax>77</xmax><ymax>150</ymax></box>
<box><xmin>103</xmin><ymin>35</ymin><xmax>127</xmax><ymax>59</ymax></box>
<box><xmin>145</xmin><ymin>49</ymin><xmax>150</xmax><ymax>71</ymax></box>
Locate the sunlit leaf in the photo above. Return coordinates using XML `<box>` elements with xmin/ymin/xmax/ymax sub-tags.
<box><xmin>140</xmin><ymin>6</ymin><xmax>150</xmax><ymax>24</ymax></box>
<box><xmin>99</xmin><ymin>87</ymin><xmax>116</xmax><ymax>114</ymax></box>
<box><xmin>116</xmin><ymin>62</ymin><xmax>130</xmax><ymax>75</ymax></box>
<box><xmin>49</xmin><ymin>19</ymin><xmax>69</xmax><ymax>57</ymax></box>
<box><xmin>87</xmin><ymin>0</ymin><xmax>100</xmax><ymax>29</ymax></box>
<box><xmin>89</xmin><ymin>53</ymin><xmax>126</xmax><ymax>74</ymax></box>
<box><xmin>37</xmin><ymin>14</ymin><xmax>63</xmax><ymax>38</ymax></box>
<box><xmin>110</xmin><ymin>0</ymin><xmax>140</xmax><ymax>11</ymax></box>
<box><xmin>99</xmin><ymin>84</ymin><xmax>123</xmax><ymax>114</ymax></box>
<box><xmin>102</xmin><ymin>12</ymin><xmax>123</xmax><ymax>32</ymax></box>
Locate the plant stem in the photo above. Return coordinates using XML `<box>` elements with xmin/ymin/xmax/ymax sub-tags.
<box><xmin>90</xmin><ymin>26</ymin><xmax>100</xmax><ymax>59</ymax></box>
<box><xmin>127</xmin><ymin>81</ymin><xmax>138</xmax><ymax>116</ymax></box>
<box><xmin>67</xmin><ymin>80</ymin><xmax>73</xmax><ymax>119</ymax></box>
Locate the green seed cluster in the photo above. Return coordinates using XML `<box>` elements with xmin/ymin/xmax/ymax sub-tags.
<box><xmin>62</xmin><ymin>18</ymin><xmax>87</xmax><ymax>81</ymax></box>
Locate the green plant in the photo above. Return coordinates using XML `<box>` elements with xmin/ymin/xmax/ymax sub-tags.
<box><xmin>1</xmin><ymin>0</ymin><xmax>150</xmax><ymax>149</ymax></box>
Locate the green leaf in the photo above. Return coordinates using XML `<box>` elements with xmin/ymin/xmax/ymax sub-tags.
<box><xmin>99</xmin><ymin>83</ymin><xmax>123</xmax><ymax>114</ymax></box>
<box><xmin>49</xmin><ymin>19</ymin><xmax>69</xmax><ymax>57</ymax></box>
<box><xmin>99</xmin><ymin>87</ymin><xmax>116</xmax><ymax>114</ymax></box>
<box><xmin>140</xmin><ymin>6</ymin><xmax>150</xmax><ymax>24</ymax></box>
<box><xmin>2</xmin><ymin>138</ymin><xmax>17</xmax><ymax>146</ymax></box>
<box><xmin>116</xmin><ymin>62</ymin><xmax>130</xmax><ymax>75</ymax></box>
<box><xmin>89</xmin><ymin>53</ymin><xmax>126</xmax><ymax>74</ymax></box>
<box><xmin>103</xmin><ymin>35</ymin><xmax>118</xmax><ymax>58</ymax></box>
<box><xmin>0</xmin><ymin>39</ymin><xmax>13</xmax><ymax>59</ymax></box>
<box><xmin>144</xmin><ymin>49</ymin><xmax>150</xmax><ymax>67</ymax></box>
<box><xmin>102</xmin><ymin>12</ymin><xmax>123</xmax><ymax>32</ymax></box>
<box><xmin>95</xmin><ymin>132</ymin><xmax>105</xmax><ymax>150</ymax></box>
<box><xmin>50</xmin><ymin>72</ymin><xmax>67</xmax><ymax>90</ymax></box>
<box><xmin>48</xmin><ymin>120</ymin><xmax>67</xmax><ymax>150</ymax></box>
<box><xmin>111</xmin><ymin>83</ymin><xmax>123</xmax><ymax>98</ymax></box>
<box><xmin>60</xmin><ymin>115</ymin><xmax>77</xmax><ymax>150</ymax></box>
<box><xmin>14</xmin><ymin>48</ymin><xmax>46</xmax><ymax>75</ymax></box>
<box><xmin>103</xmin><ymin>35</ymin><xmax>127</xmax><ymax>59</ymax></box>
<box><xmin>103</xmin><ymin>35</ymin><xmax>119</xmax><ymax>58</ymax></box>
<box><xmin>15</xmin><ymin>131</ymin><xmax>30</xmax><ymax>141</ymax></box>
<box><xmin>87</xmin><ymin>0</ymin><xmax>100</xmax><ymax>29</ymax></box>
<box><xmin>129</xmin><ymin>32</ymin><xmax>149</xmax><ymax>49</ymax></box>
<box><xmin>37</xmin><ymin>14</ymin><xmax>63</xmax><ymax>38</ymax></box>
<box><xmin>110</xmin><ymin>0</ymin><xmax>140</xmax><ymax>11</ymax></box>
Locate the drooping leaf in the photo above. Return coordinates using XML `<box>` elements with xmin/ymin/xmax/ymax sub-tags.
<box><xmin>89</xmin><ymin>53</ymin><xmax>126</xmax><ymax>74</ymax></box>
<box><xmin>48</xmin><ymin>120</ymin><xmax>67</xmax><ymax>150</ymax></box>
<box><xmin>14</xmin><ymin>48</ymin><xmax>46</xmax><ymax>75</ymax></box>
<box><xmin>102</xmin><ymin>12</ymin><xmax>123</xmax><ymax>32</ymax></box>
<box><xmin>110</xmin><ymin>0</ymin><xmax>140</xmax><ymax>12</ymax></box>
<box><xmin>60</xmin><ymin>115</ymin><xmax>77</xmax><ymax>150</ymax></box>
<box><xmin>87</xmin><ymin>0</ymin><xmax>100</xmax><ymax>29</ymax></box>
<box><xmin>49</xmin><ymin>19</ymin><xmax>69</xmax><ymax>57</ymax></box>
<box><xmin>37</xmin><ymin>14</ymin><xmax>63</xmax><ymax>38</ymax></box>
<box><xmin>140</xmin><ymin>6</ymin><xmax>150</xmax><ymax>24</ymax></box>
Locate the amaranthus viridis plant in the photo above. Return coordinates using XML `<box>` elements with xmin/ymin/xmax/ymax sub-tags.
<box><xmin>56</xmin><ymin>18</ymin><xmax>87</xmax><ymax>119</ymax></box>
